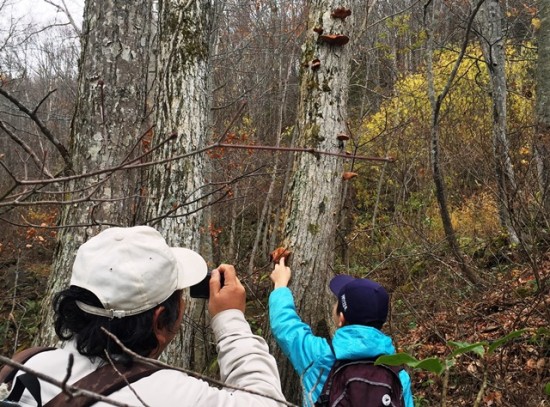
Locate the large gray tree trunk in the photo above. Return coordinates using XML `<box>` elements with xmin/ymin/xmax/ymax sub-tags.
<box><xmin>474</xmin><ymin>0</ymin><xmax>519</xmax><ymax>244</ymax></box>
<box><xmin>144</xmin><ymin>0</ymin><xmax>214</xmax><ymax>369</ymax></box>
<box><xmin>271</xmin><ymin>1</ymin><xmax>355</xmax><ymax>403</ymax></box>
<box><xmin>36</xmin><ymin>0</ymin><xmax>155</xmax><ymax>346</ymax></box>
<box><xmin>536</xmin><ymin>0</ymin><xmax>550</xmax><ymax>216</ymax></box>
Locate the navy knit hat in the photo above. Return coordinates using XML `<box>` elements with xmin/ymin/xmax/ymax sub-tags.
<box><xmin>329</xmin><ymin>275</ymin><xmax>389</xmax><ymax>329</ymax></box>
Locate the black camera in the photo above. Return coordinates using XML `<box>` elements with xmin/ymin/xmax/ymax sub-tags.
<box><xmin>190</xmin><ymin>271</ymin><xmax>224</xmax><ymax>298</ymax></box>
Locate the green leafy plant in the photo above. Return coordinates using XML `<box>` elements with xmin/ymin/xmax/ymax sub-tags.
<box><xmin>375</xmin><ymin>329</ymin><xmax>530</xmax><ymax>406</ymax></box>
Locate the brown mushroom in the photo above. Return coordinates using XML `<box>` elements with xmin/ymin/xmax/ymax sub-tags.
<box><xmin>311</xmin><ymin>58</ymin><xmax>321</xmax><ymax>71</ymax></box>
<box><xmin>336</xmin><ymin>133</ymin><xmax>350</xmax><ymax>141</ymax></box>
<box><xmin>342</xmin><ymin>171</ymin><xmax>358</xmax><ymax>180</ymax></box>
<box><xmin>270</xmin><ymin>247</ymin><xmax>292</xmax><ymax>264</ymax></box>
<box><xmin>313</xmin><ymin>27</ymin><xmax>324</xmax><ymax>35</ymax></box>
<box><xmin>331</xmin><ymin>8</ymin><xmax>352</xmax><ymax>20</ymax></box>
<box><xmin>318</xmin><ymin>34</ymin><xmax>349</xmax><ymax>46</ymax></box>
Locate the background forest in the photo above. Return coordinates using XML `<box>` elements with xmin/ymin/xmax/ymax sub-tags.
<box><xmin>0</xmin><ymin>0</ymin><xmax>548</xmax><ymax>406</ymax></box>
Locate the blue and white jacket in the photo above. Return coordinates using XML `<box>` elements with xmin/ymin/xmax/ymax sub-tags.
<box><xmin>269</xmin><ymin>287</ymin><xmax>414</xmax><ymax>407</ymax></box>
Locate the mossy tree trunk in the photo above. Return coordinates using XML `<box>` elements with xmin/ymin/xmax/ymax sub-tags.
<box><xmin>269</xmin><ymin>0</ymin><xmax>355</xmax><ymax>404</ymax></box>
<box><xmin>144</xmin><ymin>0</ymin><xmax>214</xmax><ymax>370</ymax></box>
<box><xmin>36</xmin><ymin>0</ymin><xmax>155</xmax><ymax>346</ymax></box>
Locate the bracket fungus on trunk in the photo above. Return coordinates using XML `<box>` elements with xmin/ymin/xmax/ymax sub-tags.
<box><xmin>318</xmin><ymin>33</ymin><xmax>349</xmax><ymax>46</ymax></box>
<box><xmin>342</xmin><ymin>171</ymin><xmax>358</xmax><ymax>180</ymax></box>
<box><xmin>336</xmin><ymin>133</ymin><xmax>350</xmax><ymax>141</ymax></box>
<box><xmin>331</xmin><ymin>7</ymin><xmax>352</xmax><ymax>20</ymax></box>
<box><xmin>310</xmin><ymin>58</ymin><xmax>321</xmax><ymax>71</ymax></box>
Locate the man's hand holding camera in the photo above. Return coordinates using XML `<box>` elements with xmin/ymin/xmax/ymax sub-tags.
<box><xmin>208</xmin><ymin>264</ymin><xmax>246</xmax><ymax>316</ymax></box>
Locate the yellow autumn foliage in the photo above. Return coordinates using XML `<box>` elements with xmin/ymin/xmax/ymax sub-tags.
<box><xmin>350</xmin><ymin>42</ymin><xmax>535</xmax><ymax>257</ymax></box>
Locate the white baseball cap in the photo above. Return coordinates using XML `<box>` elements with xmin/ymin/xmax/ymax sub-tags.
<box><xmin>70</xmin><ymin>226</ymin><xmax>208</xmax><ymax>318</ymax></box>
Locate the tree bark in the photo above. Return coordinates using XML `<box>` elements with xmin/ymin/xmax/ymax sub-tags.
<box><xmin>536</xmin><ymin>0</ymin><xmax>550</xmax><ymax>216</ymax></box>
<box><xmin>270</xmin><ymin>0</ymin><xmax>355</xmax><ymax>403</ymax></box>
<box><xmin>144</xmin><ymin>0</ymin><xmax>214</xmax><ymax>370</ymax></box>
<box><xmin>474</xmin><ymin>0</ymin><xmax>519</xmax><ymax>244</ymax></box>
<box><xmin>36</xmin><ymin>0</ymin><xmax>155</xmax><ymax>346</ymax></box>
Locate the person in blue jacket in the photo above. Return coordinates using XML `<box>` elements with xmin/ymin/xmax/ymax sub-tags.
<box><xmin>269</xmin><ymin>257</ymin><xmax>414</xmax><ymax>407</ymax></box>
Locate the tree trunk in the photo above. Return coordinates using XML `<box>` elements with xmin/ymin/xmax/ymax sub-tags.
<box><xmin>424</xmin><ymin>1</ymin><xmax>481</xmax><ymax>286</ymax></box>
<box><xmin>144</xmin><ymin>0</ymin><xmax>214</xmax><ymax>370</ymax></box>
<box><xmin>36</xmin><ymin>0</ymin><xmax>155</xmax><ymax>346</ymax></box>
<box><xmin>536</xmin><ymin>0</ymin><xmax>550</xmax><ymax>217</ymax></box>
<box><xmin>270</xmin><ymin>0</ymin><xmax>355</xmax><ymax>403</ymax></box>
<box><xmin>474</xmin><ymin>0</ymin><xmax>519</xmax><ymax>244</ymax></box>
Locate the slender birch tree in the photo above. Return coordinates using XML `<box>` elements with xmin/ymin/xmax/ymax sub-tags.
<box><xmin>536</xmin><ymin>0</ymin><xmax>550</xmax><ymax>216</ymax></box>
<box><xmin>474</xmin><ymin>0</ymin><xmax>519</xmax><ymax>244</ymax></box>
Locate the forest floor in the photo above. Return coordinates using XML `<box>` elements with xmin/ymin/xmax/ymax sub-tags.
<box><xmin>387</xmin><ymin>256</ymin><xmax>549</xmax><ymax>406</ymax></box>
<box><xmin>1</xmin><ymin>254</ymin><xmax>549</xmax><ymax>406</ymax></box>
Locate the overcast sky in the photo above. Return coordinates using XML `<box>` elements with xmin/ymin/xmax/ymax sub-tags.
<box><xmin>5</xmin><ymin>0</ymin><xmax>83</xmax><ymax>27</ymax></box>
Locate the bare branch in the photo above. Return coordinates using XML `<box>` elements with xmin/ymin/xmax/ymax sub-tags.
<box><xmin>0</xmin><ymin>120</ymin><xmax>54</xmax><ymax>178</ymax></box>
<box><xmin>101</xmin><ymin>328</ymin><xmax>298</xmax><ymax>407</ymax></box>
<box><xmin>0</xmin><ymin>86</ymin><xmax>71</xmax><ymax>168</ymax></box>
<box><xmin>43</xmin><ymin>0</ymin><xmax>82</xmax><ymax>35</ymax></box>
<box><xmin>32</xmin><ymin>88</ymin><xmax>57</xmax><ymax>116</ymax></box>
<box><xmin>0</xmin><ymin>355</ymin><xmax>143</xmax><ymax>407</ymax></box>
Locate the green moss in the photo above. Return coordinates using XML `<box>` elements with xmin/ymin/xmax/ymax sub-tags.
<box><xmin>306</xmin><ymin>76</ymin><xmax>319</xmax><ymax>91</ymax></box>
<box><xmin>163</xmin><ymin>7</ymin><xmax>209</xmax><ymax>72</ymax></box>
<box><xmin>305</xmin><ymin>123</ymin><xmax>322</xmax><ymax>145</ymax></box>
<box><xmin>308</xmin><ymin>223</ymin><xmax>320</xmax><ymax>235</ymax></box>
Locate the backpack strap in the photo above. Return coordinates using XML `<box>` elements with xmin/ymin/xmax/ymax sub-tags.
<box><xmin>45</xmin><ymin>361</ymin><xmax>161</xmax><ymax>407</ymax></box>
<box><xmin>0</xmin><ymin>347</ymin><xmax>56</xmax><ymax>386</ymax></box>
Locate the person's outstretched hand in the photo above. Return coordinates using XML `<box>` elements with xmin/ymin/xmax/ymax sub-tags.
<box><xmin>208</xmin><ymin>264</ymin><xmax>246</xmax><ymax>317</ymax></box>
<box><xmin>270</xmin><ymin>257</ymin><xmax>291</xmax><ymax>289</ymax></box>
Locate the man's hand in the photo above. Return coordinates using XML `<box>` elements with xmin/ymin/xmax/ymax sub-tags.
<box><xmin>270</xmin><ymin>257</ymin><xmax>291</xmax><ymax>289</ymax></box>
<box><xmin>208</xmin><ymin>264</ymin><xmax>246</xmax><ymax>316</ymax></box>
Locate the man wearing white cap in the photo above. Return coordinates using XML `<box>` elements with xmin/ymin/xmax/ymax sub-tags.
<box><xmin>1</xmin><ymin>226</ymin><xmax>285</xmax><ymax>406</ymax></box>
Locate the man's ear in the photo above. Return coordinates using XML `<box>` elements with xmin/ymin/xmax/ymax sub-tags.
<box><xmin>151</xmin><ymin>306</ymin><xmax>168</xmax><ymax>357</ymax></box>
<box><xmin>338</xmin><ymin>312</ymin><xmax>346</xmax><ymax>328</ymax></box>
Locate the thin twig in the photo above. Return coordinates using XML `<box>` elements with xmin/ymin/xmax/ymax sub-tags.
<box><xmin>101</xmin><ymin>328</ymin><xmax>298</xmax><ymax>407</ymax></box>
<box><xmin>0</xmin><ymin>120</ymin><xmax>54</xmax><ymax>178</ymax></box>
<box><xmin>473</xmin><ymin>367</ymin><xmax>488</xmax><ymax>407</ymax></box>
<box><xmin>0</xmin><ymin>87</ymin><xmax>71</xmax><ymax>167</ymax></box>
<box><xmin>104</xmin><ymin>352</ymin><xmax>150</xmax><ymax>407</ymax></box>
<box><xmin>0</xmin><ymin>355</ymin><xmax>141</xmax><ymax>407</ymax></box>
<box><xmin>13</xmin><ymin>141</ymin><xmax>393</xmax><ymax>187</ymax></box>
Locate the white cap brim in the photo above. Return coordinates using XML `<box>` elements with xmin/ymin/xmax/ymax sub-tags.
<box><xmin>171</xmin><ymin>247</ymin><xmax>208</xmax><ymax>289</ymax></box>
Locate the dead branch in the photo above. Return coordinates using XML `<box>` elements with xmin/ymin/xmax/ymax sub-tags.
<box><xmin>0</xmin><ymin>86</ymin><xmax>71</xmax><ymax>167</ymax></box>
<box><xmin>0</xmin><ymin>355</ymin><xmax>142</xmax><ymax>407</ymax></box>
<box><xmin>101</xmin><ymin>328</ymin><xmax>298</xmax><ymax>407</ymax></box>
<box><xmin>43</xmin><ymin>0</ymin><xmax>82</xmax><ymax>36</ymax></box>
<box><xmin>0</xmin><ymin>120</ymin><xmax>54</xmax><ymax>178</ymax></box>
